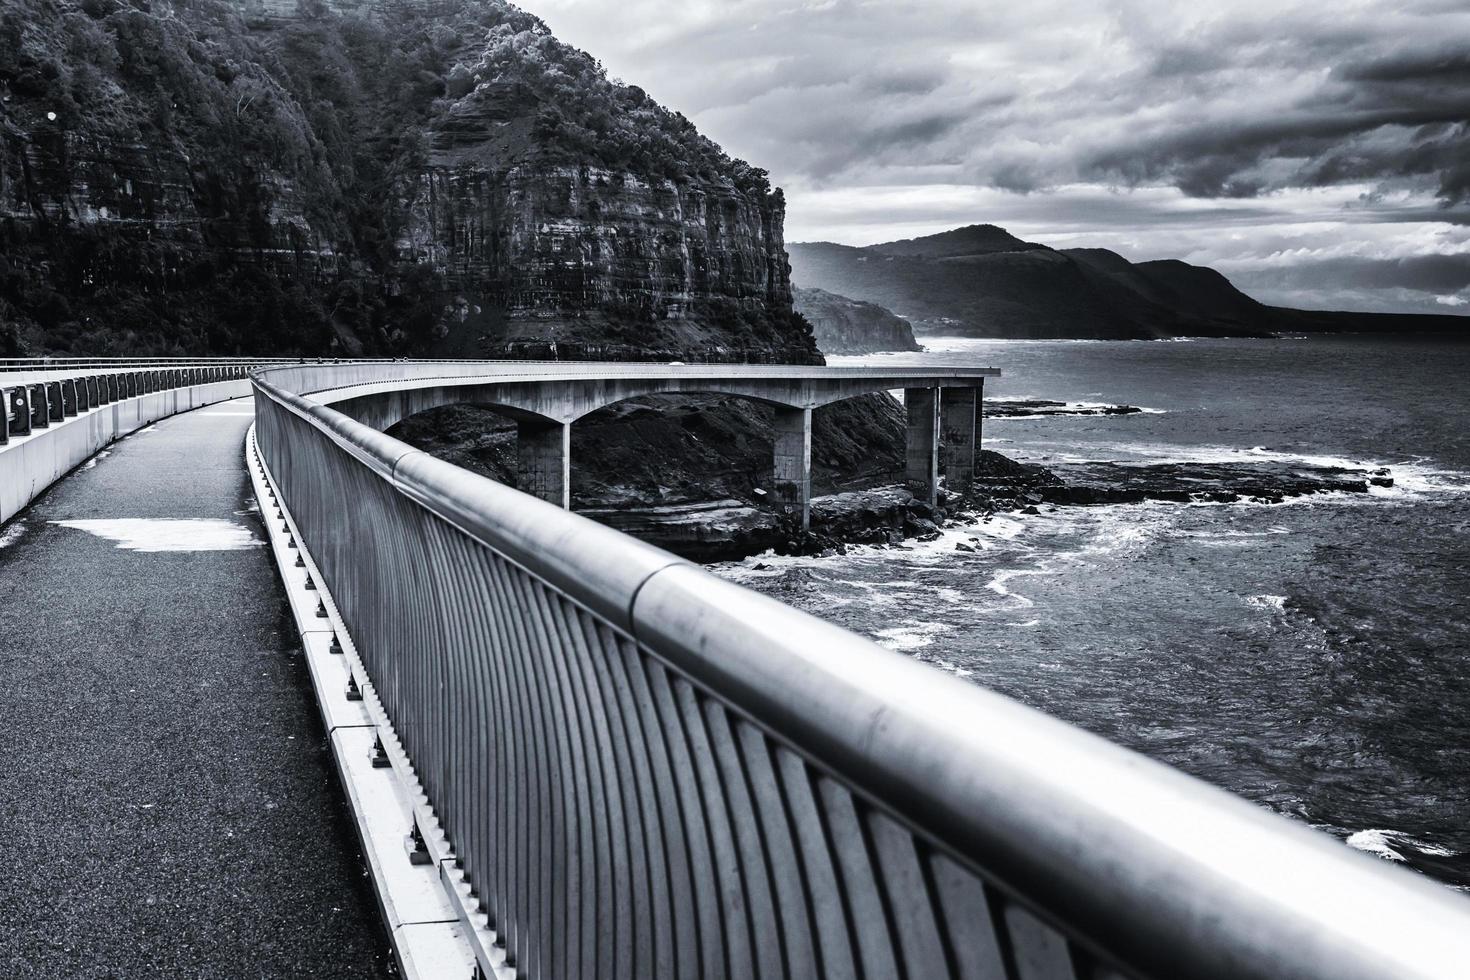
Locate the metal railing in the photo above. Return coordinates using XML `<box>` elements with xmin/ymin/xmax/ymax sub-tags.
<box><xmin>251</xmin><ymin>362</ymin><xmax>1470</xmax><ymax>980</ymax></box>
<box><xmin>0</xmin><ymin>359</ymin><xmax>263</xmax><ymax>444</ymax></box>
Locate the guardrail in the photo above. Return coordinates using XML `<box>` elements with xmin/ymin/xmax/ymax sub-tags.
<box><xmin>0</xmin><ymin>361</ymin><xmax>256</xmax><ymax>443</ymax></box>
<box><xmin>0</xmin><ymin>358</ymin><xmax>293</xmax><ymax>523</ymax></box>
<box><xmin>252</xmin><ymin>363</ymin><xmax>1470</xmax><ymax>980</ymax></box>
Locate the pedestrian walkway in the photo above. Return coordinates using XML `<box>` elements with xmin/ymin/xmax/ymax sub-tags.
<box><xmin>0</xmin><ymin>398</ymin><xmax>393</xmax><ymax>978</ymax></box>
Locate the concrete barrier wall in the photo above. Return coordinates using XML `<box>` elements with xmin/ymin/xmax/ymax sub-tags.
<box><xmin>0</xmin><ymin>380</ymin><xmax>252</xmax><ymax>523</ymax></box>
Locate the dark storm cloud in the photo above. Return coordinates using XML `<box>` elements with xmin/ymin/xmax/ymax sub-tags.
<box><xmin>537</xmin><ymin>1</ymin><xmax>1470</xmax><ymax>205</ymax></box>
<box><xmin>532</xmin><ymin>1</ymin><xmax>1470</xmax><ymax>312</ymax></box>
<box><xmin>1095</xmin><ymin>36</ymin><xmax>1470</xmax><ymax>203</ymax></box>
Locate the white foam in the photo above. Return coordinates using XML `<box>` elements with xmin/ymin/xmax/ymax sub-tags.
<box><xmin>1246</xmin><ymin>595</ymin><xmax>1288</xmax><ymax>612</ymax></box>
<box><xmin>984</xmin><ymin>567</ymin><xmax>1054</xmax><ymax>609</ymax></box>
<box><xmin>874</xmin><ymin>622</ymin><xmax>954</xmax><ymax>652</ymax></box>
<box><xmin>51</xmin><ymin>518</ymin><xmax>264</xmax><ymax>552</ymax></box>
<box><xmin>990</xmin><ymin>399</ymin><xmax>1167</xmax><ymax>420</ymax></box>
<box><xmin>1347</xmin><ymin>828</ymin><xmax>1456</xmax><ymax>862</ymax></box>
<box><xmin>0</xmin><ymin>521</ymin><xmax>25</xmax><ymax>549</ymax></box>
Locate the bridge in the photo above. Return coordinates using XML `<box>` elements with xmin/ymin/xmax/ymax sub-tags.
<box><xmin>2</xmin><ymin>357</ymin><xmax>1467</xmax><ymax>979</ymax></box>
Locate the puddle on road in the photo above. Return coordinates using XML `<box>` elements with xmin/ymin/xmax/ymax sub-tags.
<box><xmin>50</xmin><ymin>518</ymin><xmax>264</xmax><ymax>552</ymax></box>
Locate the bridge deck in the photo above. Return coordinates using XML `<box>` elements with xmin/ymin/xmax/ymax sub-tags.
<box><xmin>0</xmin><ymin>398</ymin><xmax>391</xmax><ymax>977</ymax></box>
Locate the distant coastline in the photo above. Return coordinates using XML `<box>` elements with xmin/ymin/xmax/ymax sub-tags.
<box><xmin>790</xmin><ymin>223</ymin><xmax>1467</xmax><ymax>344</ymax></box>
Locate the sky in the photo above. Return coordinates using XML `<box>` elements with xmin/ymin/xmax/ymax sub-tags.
<box><xmin>527</xmin><ymin>0</ymin><xmax>1470</xmax><ymax>315</ymax></box>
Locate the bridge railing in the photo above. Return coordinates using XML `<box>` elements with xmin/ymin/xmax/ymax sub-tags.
<box><xmin>251</xmin><ymin>365</ymin><xmax>1470</xmax><ymax>980</ymax></box>
<box><xmin>0</xmin><ymin>359</ymin><xmax>262</xmax><ymax>444</ymax></box>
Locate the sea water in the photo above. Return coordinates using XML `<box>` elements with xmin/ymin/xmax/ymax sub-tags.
<box><xmin>718</xmin><ymin>334</ymin><xmax>1470</xmax><ymax>886</ymax></box>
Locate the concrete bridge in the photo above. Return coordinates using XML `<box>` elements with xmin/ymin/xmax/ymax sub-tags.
<box><xmin>2</xmin><ymin>357</ymin><xmax>1468</xmax><ymax>980</ymax></box>
<box><xmin>279</xmin><ymin>361</ymin><xmax>998</xmax><ymax>524</ymax></box>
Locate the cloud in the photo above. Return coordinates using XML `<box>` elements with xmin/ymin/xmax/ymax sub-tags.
<box><xmin>527</xmin><ymin>0</ymin><xmax>1470</xmax><ymax>314</ymax></box>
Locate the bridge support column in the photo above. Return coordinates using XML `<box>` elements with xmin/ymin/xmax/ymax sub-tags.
<box><xmin>905</xmin><ymin>387</ymin><xmax>939</xmax><ymax>506</ymax></box>
<box><xmin>772</xmin><ymin>406</ymin><xmax>813</xmax><ymax>531</ymax></box>
<box><xmin>517</xmin><ymin>419</ymin><xmax>571</xmax><ymax>510</ymax></box>
<box><xmin>941</xmin><ymin>382</ymin><xmax>983</xmax><ymax>494</ymax></box>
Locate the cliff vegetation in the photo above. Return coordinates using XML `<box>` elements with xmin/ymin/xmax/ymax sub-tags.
<box><xmin>0</xmin><ymin>0</ymin><xmax>814</xmax><ymax>360</ymax></box>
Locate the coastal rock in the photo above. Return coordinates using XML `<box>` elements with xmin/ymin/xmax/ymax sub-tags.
<box><xmin>1036</xmin><ymin>462</ymin><xmax>1371</xmax><ymax>505</ymax></box>
<box><xmin>987</xmin><ymin>399</ymin><xmax>1144</xmax><ymax>418</ymax></box>
<box><xmin>578</xmin><ymin>500</ymin><xmax>784</xmax><ymax>563</ymax></box>
<box><xmin>792</xmin><ymin>286</ymin><xmax>921</xmax><ymax>355</ymax></box>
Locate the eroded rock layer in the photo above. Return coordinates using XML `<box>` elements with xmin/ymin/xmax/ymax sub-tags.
<box><xmin>0</xmin><ymin>0</ymin><xmax>815</xmax><ymax>361</ymax></box>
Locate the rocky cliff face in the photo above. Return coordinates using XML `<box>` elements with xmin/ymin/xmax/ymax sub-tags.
<box><xmin>405</xmin><ymin>163</ymin><xmax>799</xmax><ymax>358</ymax></box>
<box><xmin>0</xmin><ymin>0</ymin><xmax>815</xmax><ymax>361</ymax></box>
<box><xmin>793</xmin><ymin>286</ymin><xmax>919</xmax><ymax>355</ymax></box>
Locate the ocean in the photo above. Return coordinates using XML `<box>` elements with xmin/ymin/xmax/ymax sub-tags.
<box><xmin>717</xmin><ymin>334</ymin><xmax>1470</xmax><ymax>887</ymax></box>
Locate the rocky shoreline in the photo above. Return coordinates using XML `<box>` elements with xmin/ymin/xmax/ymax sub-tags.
<box><xmin>590</xmin><ymin>450</ymin><xmax>1393</xmax><ymax>562</ymax></box>
<box><xmin>987</xmin><ymin>399</ymin><xmax>1147</xmax><ymax>418</ymax></box>
<box><xmin>391</xmin><ymin>396</ymin><xmax>1393</xmax><ymax>563</ymax></box>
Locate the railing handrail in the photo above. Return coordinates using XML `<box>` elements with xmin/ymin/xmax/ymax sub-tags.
<box><xmin>251</xmin><ymin>361</ymin><xmax>1470</xmax><ymax>980</ymax></box>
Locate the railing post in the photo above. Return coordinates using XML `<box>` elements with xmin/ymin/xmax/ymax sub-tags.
<box><xmin>45</xmin><ymin>382</ymin><xmax>63</xmax><ymax>423</ymax></box>
<box><xmin>9</xmin><ymin>386</ymin><xmax>31</xmax><ymax>437</ymax></box>
<box><xmin>60</xmin><ymin>380</ymin><xmax>77</xmax><ymax>417</ymax></box>
<box><xmin>0</xmin><ymin>388</ymin><xmax>10</xmax><ymax>444</ymax></box>
<box><xmin>905</xmin><ymin>386</ymin><xmax>939</xmax><ymax>507</ymax></box>
<box><xmin>26</xmin><ymin>384</ymin><xmax>45</xmax><ymax>429</ymax></box>
<box><xmin>772</xmin><ymin>405</ymin><xmax>813</xmax><ymax>532</ymax></box>
<box><xmin>940</xmin><ymin>382</ymin><xmax>982</xmax><ymax>494</ymax></box>
<box><xmin>516</xmin><ymin>418</ymin><xmax>571</xmax><ymax>510</ymax></box>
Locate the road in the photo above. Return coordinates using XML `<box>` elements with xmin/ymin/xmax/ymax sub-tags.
<box><xmin>0</xmin><ymin>398</ymin><xmax>394</xmax><ymax>978</ymax></box>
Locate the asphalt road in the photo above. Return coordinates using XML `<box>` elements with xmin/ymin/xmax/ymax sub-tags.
<box><xmin>0</xmin><ymin>398</ymin><xmax>395</xmax><ymax>978</ymax></box>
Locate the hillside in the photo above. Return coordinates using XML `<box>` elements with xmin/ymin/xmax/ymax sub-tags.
<box><xmin>792</xmin><ymin>286</ymin><xmax>919</xmax><ymax>354</ymax></box>
<box><xmin>0</xmin><ymin>0</ymin><xmax>816</xmax><ymax>360</ymax></box>
<box><xmin>788</xmin><ymin>226</ymin><xmax>1274</xmax><ymax>339</ymax></box>
<box><xmin>790</xmin><ymin>225</ymin><xmax>1466</xmax><ymax>340</ymax></box>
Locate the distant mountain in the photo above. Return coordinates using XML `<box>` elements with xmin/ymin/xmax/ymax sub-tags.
<box><xmin>792</xmin><ymin>287</ymin><xmax>920</xmax><ymax>354</ymax></box>
<box><xmin>789</xmin><ymin>225</ymin><xmax>1466</xmax><ymax>340</ymax></box>
<box><xmin>868</xmin><ymin>223</ymin><xmax>1046</xmax><ymax>259</ymax></box>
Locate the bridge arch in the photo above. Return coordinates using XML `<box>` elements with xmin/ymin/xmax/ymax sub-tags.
<box><xmin>316</xmin><ymin>368</ymin><xmax>993</xmax><ymax>523</ymax></box>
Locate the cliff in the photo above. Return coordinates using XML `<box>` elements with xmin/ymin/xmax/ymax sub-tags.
<box><xmin>791</xmin><ymin>224</ymin><xmax>1466</xmax><ymax>340</ymax></box>
<box><xmin>789</xmin><ymin>227</ymin><xmax>1273</xmax><ymax>340</ymax></box>
<box><xmin>793</xmin><ymin>286</ymin><xmax>920</xmax><ymax>354</ymax></box>
<box><xmin>0</xmin><ymin>0</ymin><xmax>816</xmax><ymax>361</ymax></box>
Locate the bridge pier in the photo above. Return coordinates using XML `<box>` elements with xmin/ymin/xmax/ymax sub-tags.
<box><xmin>905</xmin><ymin>387</ymin><xmax>940</xmax><ymax>506</ymax></box>
<box><xmin>517</xmin><ymin>419</ymin><xmax>571</xmax><ymax>510</ymax></box>
<box><xmin>772</xmin><ymin>406</ymin><xmax>813</xmax><ymax>531</ymax></box>
<box><xmin>941</xmin><ymin>382</ymin><xmax>983</xmax><ymax>493</ymax></box>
